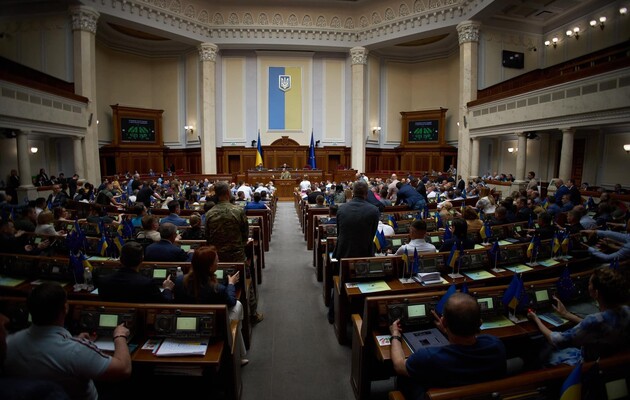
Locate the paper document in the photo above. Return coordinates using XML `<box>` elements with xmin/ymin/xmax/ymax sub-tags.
<box><xmin>503</xmin><ymin>264</ymin><xmax>533</xmax><ymax>273</ymax></box>
<box><xmin>480</xmin><ymin>315</ymin><xmax>515</xmax><ymax>330</ymax></box>
<box><xmin>538</xmin><ymin>259</ymin><xmax>560</xmax><ymax>267</ymax></box>
<box><xmin>463</xmin><ymin>270</ymin><xmax>495</xmax><ymax>280</ymax></box>
<box><xmin>357</xmin><ymin>281</ymin><xmax>390</xmax><ymax>293</ymax></box>
<box><xmin>376</xmin><ymin>335</ymin><xmax>391</xmax><ymax>346</ymax></box>
<box><xmin>154</xmin><ymin>338</ymin><xmax>208</xmax><ymax>357</ymax></box>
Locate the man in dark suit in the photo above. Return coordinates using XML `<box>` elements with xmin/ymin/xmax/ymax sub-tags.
<box><xmin>329</xmin><ymin>180</ymin><xmax>380</xmax><ymax>322</ymax></box>
<box><xmin>97</xmin><ymin>241</ymin><xmax>174</xmax><ymax>303</ymax></box>
<box><xmin>145</xmin><ymin>223</ymin><xmax>192</xmax><ymax>262</ymax></box>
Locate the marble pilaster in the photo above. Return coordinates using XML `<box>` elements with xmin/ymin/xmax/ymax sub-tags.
<box><xmin>350</xmin><ymin>46</ymin><xmax>368</xmax><ymax>173</ymax></box>
<box><xmin>199</xmin><ymin>43</ymin><xmax>218</xmax><ymax>174</ymax></box>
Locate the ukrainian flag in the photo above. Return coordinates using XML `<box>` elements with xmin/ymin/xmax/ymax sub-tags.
<box><xmin>559</xmin><ymin>362</ymin><xmax>582</xmax><ymax>400</ymax></box>
<box><xmin>401</xmin><ymin>247</ymin><xmax>409</xmax><ymax>273</ymax></box>
<box><xmin>97</xmin><ymin>235</ymin><xmax>109</xmax><ymax>257</ymax></box>
<box><xmin>269</xmin><ymin>66</ymin><xmax>302</xmax><ymax>130</ymax></box>
<box><xmin>256</xmin><ymin>130</ymin><xmax>264</xmax><ymax>166</ymax></box>
<box><xmin>387</xmin><ymin>215</ymin><xmax>398</xmax><ymax>230</ymax></box>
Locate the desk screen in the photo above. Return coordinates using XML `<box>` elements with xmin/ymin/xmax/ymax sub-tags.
<box><xmin>392</xmin><ymin>239</ymin><xmax>402</xmax><ymax>246</ymax></box>
<box><xmin>153</xmin><ymin>269</ymin><xmax>167</xmax><ymax>279</ymax></box>
<box><xmin>535</xmin><ymin>289</ymin><xmax>550</xmax><ymax>302</ymax></box>
<box><xmin>477</xmin><ymin>297</ymin><xmax>494</xmax><ymax>311</ymax></box>
<box><xmin>180</xmin><ymin>245</ymin><xmax>191</xmax><ymax>252</ymax></box>
<box><xmin>215</xmin><ymin>270</ymin><xmax>224</xmax><ymax>279</ymax></box>
<box><xmin>99</xmin><ymin>314</ymin><xmax>118</xmax><ymax>328</ymax></box>
<box><xmin>176</xmin><ymin>317</ymin><xmax>197</xmax><ymax>331</ymax></box>
<box><xmin>369</xmin><ymin>262</ymin><xmax>383</xmax><ymax>273</ymax></box>
<box><xmin>407</xmin><ymin>304</ymin><xmax>426</xmax><ymax>318</ymax></box>
<box><xmin>429</xmin><ymin>236</ymin><xmax>440</xmax><ymax>244</ymax></box>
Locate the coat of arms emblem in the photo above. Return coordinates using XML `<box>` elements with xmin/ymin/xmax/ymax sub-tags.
<box><xmin>279</xmin><ymin>75</ymin><xmax>291</xmax><ymax>92</ymax></box>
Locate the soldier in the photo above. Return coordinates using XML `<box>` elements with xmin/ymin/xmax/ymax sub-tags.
<box><xmin>205</xmin><ymin>181</ymin><xmax>263</xmax><ymax>323</ymax></box>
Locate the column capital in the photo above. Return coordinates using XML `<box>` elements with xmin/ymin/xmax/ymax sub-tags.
<box><xmin>69</xmin><ymin>5</ymin><xmax>100</xmax><ymax>34</ymax></box>
<box><xmin>198</xmin><ymin>43</ymin><xmax>219</xmax><ymax>62</ymax></box>
<box><xmin>561</xmin><ymin>127</ymin><xmax>575</xmax><ymax>135</ymax></box>
<box><xmin>350</xmin><ymin>46</ymin><xmax>368</xmax><ymax>65</ymax></box>
<box><xmin>515</xmin><ymin>131</ymin><xmax>527</xmax><ymax>137</ymax></box>
<box><xmin>18</xmin><ymin>129</ymin><xmax>31</xmax><ymax>136</ymax></box>
<box><xmin>456</xmin><ymin>21</ymin><xmax>481</xmax><ymax>45</ymax></box>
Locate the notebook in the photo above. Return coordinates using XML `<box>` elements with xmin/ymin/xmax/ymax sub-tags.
<box><xmin>402</xmin><ymin>328</ymin><xmax>448</xmax><ymax>353</ymax></box>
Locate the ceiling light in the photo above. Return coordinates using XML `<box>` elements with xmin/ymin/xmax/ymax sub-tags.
<box><xmin>30</xmin><ymin>146</ymin><xmax>38</xmax><ymax>154</ymax></box>
<box><xmin>620</xmin><ymin>7</ymin><xmax>627</xmax><ymax>15</ymax></box>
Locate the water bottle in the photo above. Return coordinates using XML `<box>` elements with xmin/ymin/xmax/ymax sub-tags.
<box><xmin>83</xmin><ymin>267</ymin><xmax>93</xmax><ymax>290</ymax></box>
<box><xmin>176</xmin><ymin>266</ymin><xmax>183</xmax><ymax>280</ymax></box>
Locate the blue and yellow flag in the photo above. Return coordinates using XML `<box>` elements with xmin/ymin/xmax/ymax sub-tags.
<box><xmin>256</xmin><ymin>130</ymin><xmax>264</xmax><ymax>166</ymax></box>
<box><xmin>387</xmin><ymin>215</ymin><xmax>398</xmax><ymax>230</ymax></box>
<box><xmin>97</xmin><ymin>235</ymin><xmax>109</xmax><ymax>257</ymax></box>
<box><xmin>561</xmin><ymin>234</ymin><xmax>570</xmax><ymax>255</ymax></box>
<box><xmin>269</xmin><ymin>66</ymin><xmax>302</xmax><ymax>130</ymax></box>
<box><xmin>503</xmin><ymin>274</ymin><xmax>523</xmax><ymax>310</ymax></box>
<box><xmin>435</xmin><ymin>284</ymin><xmax>457</xmax><ymax>315</ymax></box>
<box><xmin>373</xmin><ymin>230</ymin><xmax>386</xmax><ymax>253</ymax></box>
<box><xmin>401</xmin><ymin>247</ymin><xmax>409</xmax><ymax>273</ymax></box>
<box><xmin>443</xmin><ymin>224</ymin><xmax>452</xmax><ymax>241</ymax></box>
<box><xmin>559</xmin><ymin>362</ymin><xmax>582</xmax><ymax>400</ymax></box>
<box><xmin>553</xmin><ymin>232</ymin><xmax>562</xmax><ymax>256</ymax></box>
<box><xmin>81</xmin><ymin>253</ymin><xmax>93</xmax><ymax>272</ymax></box>
<box><xmin>527</xmin><ymin>236</ymin><xmax>540</xmax><ymax>259</ymax></box>
<box><xmin>113</xmin><ymin>233</ymin><xmax>125</xmax><ymax>253</ymax></box>
<box><xmin>447</xmin><ymin>241</ymin><xmax>461</xmax><ymax>269</ymax></box>
<box><xmin>480</xmin><ymin>221</ymin><xmax>492</xmax><ymax>240</ymax></box>
<box><xmin>412</xmin><ymin>248</ymin><xmax>420</xmax><ymax>274</ymax></box>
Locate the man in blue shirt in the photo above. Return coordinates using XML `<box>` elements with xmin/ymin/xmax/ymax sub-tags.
<box><xmin>395</xmin><ymin>181</ymin><xmax>426</xmax><ymax>210</ymax></box>
<box><xmin>389</xmin><ymin>293</ymin><xmax>506</xmax><ymax>399</ymax></box>
<box><xmin>160</xmin><ymin>200</ymin><xmax>189</xmax><ymax>227</ymax></box>
<box><xmin>582</xmin><ymin>220</ymin><xmax>630</xmax><ymax>262</ymax></box>
<box><xmin>244</xmin><ymin>192</ymin><xmax>269</xmax><ymax>210</ymax></box>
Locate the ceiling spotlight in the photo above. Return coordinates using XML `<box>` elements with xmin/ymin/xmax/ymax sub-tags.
<box><xmin>624</xmin><ymin>144</ymin><xmax>630</xmax><ymax>154</ymax></box>
<box><xmin>620</xmin><ymin>7</ymin><xmax>627</xmax><ymax>15</ymax></box>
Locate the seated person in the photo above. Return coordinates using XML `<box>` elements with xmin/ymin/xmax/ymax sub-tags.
<box><xmin>159</xmin><ymin>200</ymin><xmax>190</xmax><ymax>227</ymax></box>
<box><xmin>389</xmin><ymin>293</ymin><xmax>506</xmax><ymax>399</ymax></box>
<box><xmin>145</xmin><ymin>222</ymin><xmax>192</xmax><ymax>262</ymax></box>
<box><xmin>394</xmin><ymin>219</ymin><xmax>436</xmax><ymax>255</ymax></box>
<box><xmin>180</xmin><ymin>213</ymin><xmax>204</xmax><ymax>240</ymax></box>
<box><xmin>311</xmin><ymin>195</ymin><xmax>326</xmax><ymax>209</ymax></box>
<box><xmin>439</xmin><ymin>218</ymin><xmax>475</xmax><ymax>252</ymax></box>
<box><xmin>13</xmin><ymin>207</ymin><xmax>37</xmax><ymax>232</ymax></box>
<box><xmin>97</xmin><ymin>241</ymin><xmax>174</xmax><ymax>303</ymax></box>
<box><xmin>173</xmin><ymin>246</ymin><xmax>247</xmax><ymax>365</ymax></box>
<box><xmin>520</xmin><ymin>211</ymin><xmax>555</xmax><ymax>240</ymax></box>
<box><xmin>129</xmin><ymin>204</ymin><xmax>147</xmax><ymax>228</ymax></box>
<box><xmin>4</xmin><ymin>283</ymin><xmax>131</xmax><ymax>399</ymax></box>
<box><xmin>0</xmin><ymin>219</ymin><xmax>50</xmax><ymax>254</ymax></box>
<box><xmin>581</xmin><ymin>219</ymin><xmax>630</xmax><ymax>262</ymax></box>
<box><xmin>528</xmin><ymin>268</ymin><xmax>629</xmax><ymax>365</ymax></box>
<box><xmin>562</xmin><ymin>209</ymin><xmax>585</xmax><ymax>234</ymax></box>
<box><xmin>462</xmin><ymin>206</ymin><xmax>483</xmax><ymax>233</ymax></box>
<box><xmin>327</xmin><ymin>204</ymin><xmax>338</xmax><ymax>225</ymax></box>
<box><xmin>489</xmin><ymin>206</ymin><xmax>510</xmax><ymax>226</ymax></box>
<box><xmin>135</xmin><ymin>215</ymin><xmax>160</xmax><ymax>242</ymax></box>
<box><xmin>34</xmin><ymin>211</ymin><xmax>65</xmax><ymax>236</ymax></box>
<box><xmin>244</xmin><ymin>192</ymin><xmax>269</xmax><ymax>210</ymax></box>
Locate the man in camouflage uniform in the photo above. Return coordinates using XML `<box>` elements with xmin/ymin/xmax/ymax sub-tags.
<box><xmin>205</xmin><ymin>181</ymin><xmax>263</xmax><ymax>323</ymax></box>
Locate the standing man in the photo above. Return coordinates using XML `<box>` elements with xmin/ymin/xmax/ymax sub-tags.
<box><xmin>205</xmin><ymin>181</ymin><xmax>263</xmax><ymax>323</ymax></box>
<box><xmin>329</xmin><ymin>181</ymin><xmax>379</xmax><ymax>323</ymax></box>
<box><xmin>526</xmin><ymin>171</ymin><xmax>538</xmax><ymax>191</ymax></box>
<box><xmin>6</xmin><ymin>169</ymin><xmax>19</xmax><ymax>205</ymax></box>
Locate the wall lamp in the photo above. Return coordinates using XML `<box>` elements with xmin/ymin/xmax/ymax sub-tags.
<box><xmin>507</xmin><ymin>147</ymin><xmax>518</xmax><ymax>154</ymax></box>
<box><xmin>184</xmin><ymin>125</ymin><xmax>194</xmax><ymax>134</ymax></box>
<box><xmin>372</xmin><ymin>126</ymin><xmax>382</xmax><ymax>135</ymax></box>
<box><xmin>620</xmin><ymin>7</ymin><xmax>627</xmax><ymax>16</ymax></box>
<box><xmin>566</xmin><ymin>27</ymin><xmax>580</xmax><ymax>39</ymax></box>
<box><xmin>545</xmin><ymin>37</ymin><xmax>558</xmax><ymax>48</ymax></box>
<box><xmin>590</xmin><ymin>16</ymin><xmax>606</xmax><ymax>30</ymax></box>
<box><xmin>624</xmin><ymin>144</ymin><xmax>630</xmax><ymax>154</ymax></box>
<box><xmin>30</xmin><ymin>146</ymin><xmax>38</xmax><ymax>154</ymax></box>
<box><xmin>251</xmin><ymin>140</ymin><xmax>257</xmax><ymax>147</ymax></box>
<box><xmin>315</xmin><ymin>140</ymin><xmax>320</xmax><ymax>147</ymax></box>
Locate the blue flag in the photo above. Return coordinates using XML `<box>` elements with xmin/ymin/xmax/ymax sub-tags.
<box><xmin>460</xmin><ymin>280</ymin><xmax>469</xmax><ymax>294</ymax></box>
<box><xmin>412</xmin><ymin>248</ymin><xmax>420</xmax><ymax>274</ymax></box>
<box><xmin>488</xmin><ymin>240</ymin><xmax>500</xmax><ymax>263</ymax></box>
<box><xmin>556</xmin><ymin>266</ymin><xmax>575</xmax><ymax>302</ymax></box>
<box><xmin>435</xmin><ymin>212</ymin><xmax>443</xmax><ymax>229</ymax></box>
<box><xmin>308</xmin><ymin>130</ymin><xmax>316</xmax><ymax>169</ymax></box>
<box><xmin>559</xmin><ymin>362</ymin><xmax>582</xmax><ymax>400</ymax></box>
<box><xmin>387</xmin><ymin>215</ymin><xmax>398</xmax><ymax>229</ymax></box>
<box><xmin>435</xmin><ymin>284</ymin><xmax>457</xmax><ymax>315</ymax></box>
<box><xmin>443</xmin><ymin>224</ymin><xmax>452</xmax><ymax>241</ymax></box>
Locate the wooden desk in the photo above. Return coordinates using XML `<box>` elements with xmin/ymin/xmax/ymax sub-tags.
<box><xmin>275</xmin><ymin>180</ymin><xmax>297</xmax><ymax>200</ymax></box>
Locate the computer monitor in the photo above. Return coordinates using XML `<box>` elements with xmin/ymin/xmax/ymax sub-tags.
<box><xmin>176</xmin><ymin>316</ymin><xmax>198</xmax><ymax>332</ymax></box>
<box><xmin>533</xmin><ymin>288</ymin><xmax>553</xmax><ymax>310</ymax></box>
<box><xmin>391</xmin><ymin>238</ymin><xmax>402</xmax><ymax>247</ymax></box>
<box><xmin>99</xmin><ymin>313</ymin><xmax>118</xmax><ymax>328</ymax></box>
<box><xmin>477</xmin><ymin>296</ymin><xmax>498</xmax><ymax>317</ymax></box>
<box><xmin>153</xmin><ymin>269</ymin><xmax>168</xmax><ymax>279</ymax></box>
<box><xmin>428</xmin><ymin>235</ymin><xmax>441</xmax><ymax>245</ymax></box>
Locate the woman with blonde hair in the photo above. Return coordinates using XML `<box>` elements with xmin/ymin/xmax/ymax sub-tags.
<box><xmin>34</xmin><ymin>210</ymin><xmax>65</xmax><ymax>236</ymax></box>
<box><xmin>476</xmin><ymin>187</ymin><xmax>497</xmax><ymax>215</ymax></box>
<box><xmin>463</xmin><ymin>206</ymin><xmax>484</xmax><ymax>233</ymax></box>
<box><xmin>174</xmin><ymin>246</ymin><xmax>248</xmax><ymax>365</ymax></box>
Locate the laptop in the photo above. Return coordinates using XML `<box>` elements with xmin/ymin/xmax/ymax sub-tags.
<box><xmin>402</xmin><ymin>328</ymin><xmax>448</xmax><ymax>353</ymax></box>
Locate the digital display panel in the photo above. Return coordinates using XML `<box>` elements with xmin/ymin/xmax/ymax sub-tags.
<box><xmin>176</xmin><ymin>317</ymin><xmax>197</xmax><ymax>331</ymax></box>
<box><xmin>407</xmin><ymin>304</ymin><xmax>426</xmax><ymax>318</ymax></box>
<box><xmin>121</xmin><ymin>118</ymin><xmax>156</xmax><ymax>142</ymax></box>
<box><xmin>535</xmin><ymin>290</ymin><xmax>550</xmax><ymax>302</ymax></box>
<box><xmin>180</xmin><ymin>245</ymin><xmax>191</xmax><ymax>252</ymax></box>
<box><xmin>392</xmin><ymin>239</ymin><xmax>402</xmax><ymax>246</ymax></box>
<box><xmin>369</xmin><ymin>262</ymin><xmax>383</xmax><ymax>273</ymax></box>
<box><xmin>215</xmin><ymin>270</ymin><xmax>224</xmax><ymax>279</ymax></box>
<box><xmin>430</xmin><ymin>236</ymin><xmax>440</xmax><ymax>244</ymax></box>
<box><xmin>477</xmin><ymin>297</ymin><xmax>494</xmax><ymax>311</ymax></box>
<box><xmin>408</xmin><ymin>120</ymin><xmax>439</xmax><ymax>142</ymax></box>
<box><xmin>99</xmin><ymin>314</ymin><xmax>118</xmax><ymax>328</ymax></box>
<box><xmin>153</xmin><ymin>269</ymin><xmax>167</xmax><ymax>279</ymax></box>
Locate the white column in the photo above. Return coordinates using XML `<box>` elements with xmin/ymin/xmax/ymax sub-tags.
<box><xmin>199</xmin><ymin>43</ymin><xmax>218</xmax><ymax>174</ymax></box>
<box><xmin>16</xmin><ymin>130</ymin><xmax>33</xmax><ymax>188</ymax></box>
<box><xmin>470</xmin><ymin>137</ymin><xmax>480</xmax><ymax>178</ymax></box>
<box><xmin>73</xmin><ymin>136</ymin><xmax>85</xmax><ymax>178</ymax></box>
<box><xmin>456</xmin><ymin>21</ymin><xmax>480</xmax><ymax>181</ymax></box>
<box><xmin>558</xmin><ymin>128</ymin><xmax>575</xmax><ymax>181</ymax></box>
<box><xmin>516</xmin><ymin>131</ymin><xmax>527</xmax><ymax>181</ymax></box>
<box><xmin>69</xmin><ymin>5</ymin><xmax>100</xmax><ymax>184</ymax></box>
<box><xmin>350</xmin><ymin>46</ymin><xmax>368</xmax><ymax>173</ymax></box>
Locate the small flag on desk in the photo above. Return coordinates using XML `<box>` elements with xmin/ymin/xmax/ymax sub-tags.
<box><xmin>527</xmin><ymin>236</ymin><xmax>540</xmax><ymax>259</ymax></box>
<box><xmin>502</xmin><ymin>274</ymin><xmax>529</xmax><ymax>312</ymax></box>
<box><xmin>559</xmin><ymin>362</ymin><xmax>582</xmax><ymax>400</ymax></box>
<box><xmin>113</xmin><ymin>232</ymin><xmax>125</xmax><ymax>253</ymax></box>
<box><xmin>561</xmin><ymin>234</ymin><xmax>571</xmax><ymax>255</ymax></box>
<box><xmin>97</xmin><ymin>234</ymin><xmax>109</xmax><ymax>257</ymax></box>
<box><xmin>387</xmin><ymin>215</ymin><xmax>398</xmax><ymax>230</ymax></box>
<box><xmin>447</xmin><ymin>241</ymin><xmax>461</xmax><ymax>269</ymax></box>
<box><xmin>556</xmin><ymin>266</ymin><xmax>575</xmax><ymax>302</ymax></box>
<box><xmin>412</xmin><ymin>248</ymin><xmax>419</xmax><ymax>274</ymax></box>
<box><xmin>435</xmin><ymin>284</ymin><xmax>457</xmax><ymax>315</ymax></box>
<box><xmin>480</xmin><ymin>221</ymin><xmax>492</xmax><ymax>240</ymax></box>
<box><xmin>553</xmin><ymin>232</ymin><xmax>562</xmax><ymax>256</ymax></box>
<box><xmin>443</xmin><ymin>224</ymin><xmax>452</xmax><ymax>241</ymax></box>
<box><xmin>401</xmin><ymin>247</ymin><xmax>409</xmax><ymax>273</ymax></box>
<box><xmin>435</xmin><ymin>212</ymin><xmax>443</xmax><ymax>229</ymax></box>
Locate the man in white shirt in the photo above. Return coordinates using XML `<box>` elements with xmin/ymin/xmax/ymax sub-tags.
<box><xmin>299</xmin><ymin>175</ymin><xmax>311</xmax><ymax>194</ymax></box>
<box><xmin>395</xmin><ymin>219</ymin><xmax>437</xmax><ymax>255</ymax></box>
<box><xmin>236</xmin><ymin>181</ymin><xmax>254</xmax><ymax>201</ymax></box>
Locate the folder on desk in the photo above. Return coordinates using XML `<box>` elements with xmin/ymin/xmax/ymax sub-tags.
<box><xmin>154</xmin><ymin>338</ymin><xmax>208</xmax><ymax>357</ymax></box>
<box><xmin>402</xmin><ymin>328</ymin><xmax>448</xmax><ymax>353</ymax></box>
